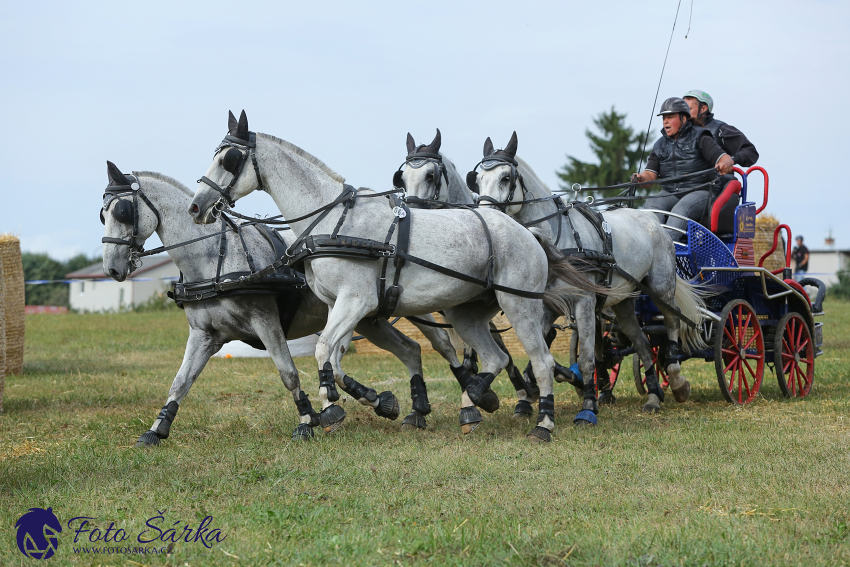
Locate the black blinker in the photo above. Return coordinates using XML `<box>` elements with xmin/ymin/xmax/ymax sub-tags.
<box><xmin>112</xmin><ymin>199</ymin><xmax>134</xmax><ymax>225</ymax></box>
<box><xmin>222</xmin><ymin>147</ymin><xmax>242</xmax><ymax>174</ymax></box>
<box><xmin>392</xmin><ymin>170</ymin><xmax>405</xmax><ymax>189</ymax></box>
<box><xmin>466</xmin><ymin>171</ymin><xmax>479</xmax><ymax>194</ymax></box>
<box><xmin>99</xmin><ymin>209</ymin><xmax>106</xmax><ymax>225</ymax></box>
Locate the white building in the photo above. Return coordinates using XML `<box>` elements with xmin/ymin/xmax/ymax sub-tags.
<box><xmin>806</xmin><ymin>249</ymin><xmax>850</xmax><ymax>286</ymax></box>
<box><xmin>66</xmin><ymin>255</ymin><xmax>178</xmax><ymax>312</ymax></box>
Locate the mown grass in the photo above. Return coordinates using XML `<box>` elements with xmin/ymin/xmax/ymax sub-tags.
<box><xmin>1</xmin><ymin>303</ymin><xmax>849</xmax><ymax>566</ymax></box>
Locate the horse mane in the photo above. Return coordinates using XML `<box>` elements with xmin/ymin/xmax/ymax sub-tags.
<box><xmin>515</xmin><ymin>157</ymin><xmax>553</xmax><ymax>196</ymax></box>
<box><xmin>134</xmin><ymin>172</ymin><xmax>193</xmax><ymax>197</ymax></box>
<box><xmin>256</xmin><ymin>132</ymin><xmax>346</xmax><ymax>183</ymax></box>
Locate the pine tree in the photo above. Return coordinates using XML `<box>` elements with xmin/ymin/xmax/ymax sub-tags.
<box><xmin>557</xmin><ymin>107</ymin><xmax>654</xmax><ymax>199</ymax></box>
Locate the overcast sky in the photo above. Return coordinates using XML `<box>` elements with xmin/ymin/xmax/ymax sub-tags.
<box><xmin>2</xmin><ymin>0</ymin><xmax>848</xmax><ymax>260</ymax></box>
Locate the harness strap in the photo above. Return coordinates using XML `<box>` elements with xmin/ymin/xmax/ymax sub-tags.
<box><xmin>215</xmin><ymin>216</ymin><xmax>228</xmax><ymax>283</ymax></box>
<box><xmin>464</xmin><ymin>206</ymin><xmax>495</xmax><ymax>289</ymax></box>
<box><xmin>377</xmin><ymin>198</ymin><xmax>411</xmax><ymax>317</ymax></box>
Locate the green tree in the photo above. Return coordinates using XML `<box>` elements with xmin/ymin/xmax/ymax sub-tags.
<box><xmin>22</xmin><ymin>252</ymin><xmax>100</xmax><ymax>306</ymax></box>
<box><xmin>557</xmin><ymin>107</ymin><xmax>654</xmax><ymax>199</ymax></box>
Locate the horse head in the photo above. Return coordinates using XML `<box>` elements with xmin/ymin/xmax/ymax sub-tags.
<box><xmin>190</xmin><ymin>110</ymin><xmax>262</xmax><ymax>224</ymax></box>
<box><xmin>393</xmin><ymin>129</ymin><xmax>449</xmax><ymax>207</ymax></box>
<box><xmin>469</xmin><ymin>132</ymin><xmax>524</xmax><ymax>215</ymax></box>
<box><xmin>101</xmin><ymin>161</ymin><xmax>159</xmax><ymax>281</ymax></box>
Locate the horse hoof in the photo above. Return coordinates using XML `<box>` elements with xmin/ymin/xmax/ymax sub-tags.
<box><xmin>459</xmin><ymin>406</ymin><xmax>482</xmax><ymax>435</ymax></box>
<box><xmin>319</xmin><ymin>404</ymin><xmax>346</xmax><ymax>433</ymax></box>
<box><xmin>374</xmin><ymin>391</ymin><xmax>400</xmax><ymax>420</ymax></box>
<box><xmin>574</xmin><ymin>410</ymin><xmax>598</xmax><ymax>426</ymax></box>
<box><xmin>672</xmin><ymin>381</ymin><xmax>691</xmax><ymax>403</ymax></box>
<box><xmin>513</xmin><ymin>399</ymin><xmax>533</xmax><ymax>418</ymax></box>
<box><xmin>598</xmin><ymin>390</ymin><xmax>616</xmax><ymax>405</ymax></box>
<box><xmin>642</xmin><ymin>402</ymin><xmax>661</xmax><ymax>414</ymax></box>
<box><xmin>135</xmin><ymin>431</ymin><xmax>160</xmax><ymax>448</ymax></box>
<box><xmin>527</xmin><ymin>426</ymin><xmax>552</xmax><ymax>443</ymax></box>
<box><xmin>401</xmin><ymin>411</ymin><xmax>427</xmax><ymax>430</ymax></box>
<box><xmin>291</xmin><ymin>423</ymin><xmax>315</xmax><ymax>441</ymax></box>
<box><xmin>478</xmin><ymin>388</ymin><xmax>500</xmax><ymax>414</ymax></box>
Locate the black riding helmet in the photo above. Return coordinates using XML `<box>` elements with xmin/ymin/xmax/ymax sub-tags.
<box><xmin>657</xmin><ymin>97</ymin><xmax>691</xmax><ymax>121</ymax></box>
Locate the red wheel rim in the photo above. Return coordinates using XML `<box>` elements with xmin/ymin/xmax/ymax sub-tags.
<box><xmin>778</xmin><ymin>314</ymin><xmax>814</xmax><ymax>397</ymax></box>
<box><xmin>719</xmin><ymin>302</ymin><xmax>764</xmax><ymax>404</ymax></box>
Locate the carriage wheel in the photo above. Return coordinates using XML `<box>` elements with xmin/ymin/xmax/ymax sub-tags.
<box><xmin>632</xmin><ymin>347</ymin><xmax>669</xmax><ymax>395</ymax></box>
<box><xmin>715</xmin><ymin>300</ymin><xmax>765</xmax><ymax>404</ymax></box>
<box><xmin>774</xmin><ymin>313</ymin><xmax>814</xmax><ymax>398</ymax></box>
<box><xmin>595</xmin><ymin>362</ymin><xmax>621</xmax><ymax>393</ymax></box>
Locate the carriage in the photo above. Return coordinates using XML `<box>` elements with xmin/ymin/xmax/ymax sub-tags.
<box><xmin>590</xmin><ymin>166</ymin><xmax>826</xmax><ymax>404</ymax></box>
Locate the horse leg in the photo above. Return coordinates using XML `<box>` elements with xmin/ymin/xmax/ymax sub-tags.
<box><xmin>610</xmin><ymin>299</ymin><xmax>665</xmax><ymax>413</ymax></box>
<box><xmin>646</xmin><ymin>259</ymin><xmax>691</xmax><ymax>403</ymax></box>
<box><xmin>137</xmin><ymin>328</ymin><xmax>220</xmax><ymax>447</ymax></box>
<box><xmin>443</xmin><ymin>305</ymin><xmax>509</xmax><ymax>434</ymax></box>
<box><xmin>572</xmin><ymin>296</ymin><xmax>600</xmax><ymax>426</ymax></box>
<box><xmin>489</xmin><ymin>325</ymin><xmax>531</xmax><ymax>417</ymax></box>
<box><xmin>314</xmin><ymin>296</ymin><xmax>374</xmax><ymax>433</ymax></box>
<box><xmin>250</xmin><ymin>315</ymin><xmax>319</xmax><ymax>440</ymax></box>
<box><xmin>495</xmin><ymin>294</ymin><xmax>555</xmax><ymax>442</ymax></box>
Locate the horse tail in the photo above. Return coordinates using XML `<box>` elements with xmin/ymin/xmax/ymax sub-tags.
<box><xmin>675</xmin><ymin>277</ymin><xmax>709</xmax><ymax>353</ymax></box>
<box><xmin>532</xmin><ymin>234</ymin><xmax>622</xmax><ymax>302</ymax></box>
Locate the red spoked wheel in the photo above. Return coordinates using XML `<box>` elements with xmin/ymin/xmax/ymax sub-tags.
<box><xmin>774</xmin><ymin>313</ymin><xmax>814</xmax><ymax>398</ymax></box>
<box><xmin>632</xmin><ymin>346</ymin><xmax>670</xmax><ymax>395</ymax></box>
<box><xmin>715</xmin><ymin>300</ymin><xmax>765</xmax><ymax>404</ymax></box>
<box><xmin>594</xmin><ymin>362</ymin><xmax>621</xmax><ymax>395</ymax></box>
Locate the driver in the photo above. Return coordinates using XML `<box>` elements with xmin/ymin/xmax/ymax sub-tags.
<box><xmin>632</xmin><ymin>97</ymin><xmax>734</xmax><ymax>240</ymax></box>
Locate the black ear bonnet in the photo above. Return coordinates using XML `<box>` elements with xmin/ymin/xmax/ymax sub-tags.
<box><xmin>392</xmin><ymin>129</ymin><xmax>449</xmax><ymax>202</ymax></box>
<box><xmin>100</xmin><ymin>169</ymin><xmax>141</xmax><ymax>226</ymax></box>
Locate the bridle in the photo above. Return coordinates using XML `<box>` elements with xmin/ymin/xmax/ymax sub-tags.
<box><xmin>466</xmin><ymin>154</ymin><xmax>526</xmax><ymax>208</ymax></box>
<box><xmin>393</xmin><ymin>149</ymin><xmax>449</xmax><ymax>203</ymax></box>
<box><xmin>198</xmin><ymin>131</ymin><xmax>264</xmax><ymax>212</ymax></box>
<box><xmin>100</xmin><ymin>175</ymin><xmax>162</xmax><ymax>269</ymax></box>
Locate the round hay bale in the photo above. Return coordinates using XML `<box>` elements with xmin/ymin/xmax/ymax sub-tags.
<box><xmin>754</xmin><ymin>213</ymin><xmax>787</xmax><ymax>273</ymax></box>
<box><xmin>0</xmin><ymin>234</ymin><xmax>24</xmax><ymax>376</ymax></box>
<box><xmin>0</xmin><ymin>253</ymin><xmax>5</xmax><ymax>412</ymax></box>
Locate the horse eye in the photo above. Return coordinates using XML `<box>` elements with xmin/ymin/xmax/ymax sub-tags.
<box><xmin>502</xmin><ymin>176</ymin><xmax>511</xmax><ymax>184</ymax></box>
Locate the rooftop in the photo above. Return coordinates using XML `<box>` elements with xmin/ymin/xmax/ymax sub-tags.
<box><xmin>65</xmin><ymin>255</ymin><xmax>173</xmax><ymax>279</ymax></box>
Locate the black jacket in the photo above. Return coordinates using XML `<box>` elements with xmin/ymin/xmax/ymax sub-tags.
<box><xmin>701</xmin><ymin>113</ymin><xmax>759</xmax><ymax>167</ymax></box>
<box><xmin>646</xmin><ymin>121</ymin><xmax>726</xmax><ymax>192</ymax></box>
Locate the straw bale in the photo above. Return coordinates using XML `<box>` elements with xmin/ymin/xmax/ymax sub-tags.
<box><xmin>0</xmin><ymin>253</ymin><xmax>5</xmax><ymax>412</ymax></box>
<box><xmin>0</xmin><ymin>234</ymin><xmax>24</xmax><ymax>376</ymax></box>
<box><xmin>754</xmin><ymin>213</ymin><xmax>788</xmax><ymax>273</ymax></box>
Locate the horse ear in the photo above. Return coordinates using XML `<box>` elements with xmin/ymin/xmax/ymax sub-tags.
<box><xmin>228</xmin><ymin>110</ymin><xmax>238</xmax><ymax>134</ymax></box>
<box><xmin>424</xmin><ymin>128</ymin><xmax>441</xmax><ymax>153</ymax></box>
<box><xmin>406</xmin><ymin>133</ymin><xmax>416</xmax><ymax>155</ymax></box>
<box><xmin>235</xmin><ymin>110</ymin><xmax>249</xmax><ymax>140</ymax></box>
<box><xmin>503</xmin><ymin>131</ymin><xmax>518</xmax><ymax>158</ymax></box>
<box><xmin>483</xmin><ymin>137</ymin><xmax>494</xmax><ymax>157</ymax></box>
<box><xmin>106</xmin><ymin>160</ymin><xmax>127</xmax><ymax>186</ymax></box>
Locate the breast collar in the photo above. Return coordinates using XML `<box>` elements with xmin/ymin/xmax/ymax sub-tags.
<box><xmin>198</xmin><ymin>131</ymin><xmax>264</xmax><ymax>210</ymax></box>
<box><xmin>393</xmin><ymin>149</ymin><xmax>449</xmax><ymax>204</ymax></box>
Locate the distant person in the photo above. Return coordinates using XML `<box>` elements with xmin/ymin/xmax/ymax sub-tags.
<box><xmin>683</xmin><ymin>90</ymin><xmax>759</xmax><ymax>168</ymax></box>
<box><xmin>792</xmin><ymin>235</ymin><xmax>809</xmax><ymax>281</ymax></box>
<box><xmin>631</xmin><ymin>97</ymin><xmax>734</xmax><ymax>240</ymax></box>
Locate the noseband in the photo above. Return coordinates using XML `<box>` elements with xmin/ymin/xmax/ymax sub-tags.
<box><xmin>100</xmin><ymin>175</ymin><xmax>162</xmax><ymax>269</ymax></box>
<box><xmin>198</xmin><ymin>132</ymin><xmax>264</xmax><ymax>209</ymax></box>
<box><xmin>466</xmin><ymin>154</ymin><xmax>526</xmax><ymax>208</ymax></box>
<box><xmin>393</xmin><ymin>149</ymin><xmax>449</xmax><ymax>204</ymax></box>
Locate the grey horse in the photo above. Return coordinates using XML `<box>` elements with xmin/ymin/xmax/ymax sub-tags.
<box><xmin>393</xmin><ymin>129</ymin><xmax>554</xmax><ymax>415</ymax></box>
<box><xmin>470</xmin><ymin>133</ymin><xmax>707</xmax><ymax>420</ymax></box>
<box><xmin>100</xmin><ymin>162</ymin><xmax>473</xmax><ymax>445</ymax></box>
<box><xmin>189</xmin><ymin>111</ymin><xmax>613</xmax><ymax>442</ymax></box>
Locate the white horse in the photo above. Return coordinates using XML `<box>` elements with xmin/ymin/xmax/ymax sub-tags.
<box><xmin>394</xmin><ymin>129</ymin><xmax>577</xmax><ymax>416</ymax></box>
<box><xmin>100</xmin><ymin>161</ymin><xmax>470</xmax><ymax>445</ymax></box>
<box><xmin>189</xmin><ymin>111</ymin><xmax>612</xmax><ymax>442</ymax></box>
<box><xmin>471</xmin><ymin>133</ymin><xmax>707</xmax><ymax>418</ymax></box>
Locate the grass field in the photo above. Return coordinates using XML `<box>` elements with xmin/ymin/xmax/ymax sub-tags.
<box><xmin>1</xmin><ymin>302</ymin><xmax>849</xmax><ymax>566</ymax></box>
